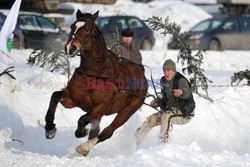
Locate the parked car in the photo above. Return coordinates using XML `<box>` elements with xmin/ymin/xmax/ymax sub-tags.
<box><xmin>0</xmin><ymin>12</ymin><xmax>24</xmax><ymax>49</ymax></box>
<box><xmin>95</xmin><ymin>15</ymin><xmax>155</xmax><ymax>50</ymax></box>
<box><xmin>17</xmin><ymin>12</ymin><xmax>68</xmax><ymax>49</ymax></box>
<box><xmin>168</xmin><ymin>15</ymin><xmax>250</xmax><ymax>50</ymax></box>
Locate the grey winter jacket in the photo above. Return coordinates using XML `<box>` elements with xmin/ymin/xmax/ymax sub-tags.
<box><xmin>111</xmin><ymin>40</ymin><xmax>142</xmax><ymax>64</ymax></box>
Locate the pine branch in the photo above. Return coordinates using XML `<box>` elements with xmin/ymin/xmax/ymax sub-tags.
<box><xmin>109</xmin><ymin>25</ymin><xmax>123</xmax><ymax>57</ymax></box>
<box><xmin>145</xmin><ymin>16</ymin><xmax>212</xmax><ymax>101</ymax></box>
<box><xmin>27</xmin><ymin>49</ymin><xmax>72</xmax><ymax>82</ymax></box>
<box><xmin>231</xmin><ymin>69</ymin><xmax>250</xmax><ymax>86</ymax></box>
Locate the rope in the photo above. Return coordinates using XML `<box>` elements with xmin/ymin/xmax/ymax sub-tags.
<box><xmin>11</xmin><ymin>139</ymin><xmax>24</xmax><ymax>146</ymax></box>
<box><xmin>198</xmin><ymin>84</ymin><xmax>246</xmax><ymax>87</ymax></box>
<box><xmin>38</xmin><ymin>120</ymin><xmax>45</xmax><ymax>128</ymax></box>
<box><xmin>142</xmin><ymin>65</ymin><xmax>167</xmax><ymax>114</ymax></box>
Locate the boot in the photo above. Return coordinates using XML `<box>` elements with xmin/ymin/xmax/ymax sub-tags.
<box><xmin>159</xmin><ymin>131</ymin><xmax>169</xmax><ymax>144</ymax></box>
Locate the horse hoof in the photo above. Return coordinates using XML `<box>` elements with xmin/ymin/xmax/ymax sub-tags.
<box><xmin>75</xmin><ymin>145</ymin><xmax>89</xmax><ymax>156</ymax></box>
<box><xmin>45</xmin><ymin>127</ymin><xmax>57</xmax><ymax>139</ymax></box>
<box><xmin>75</xmin><ymin>128</ymin><xmax>89</xmax><ymax>138</ymax></box>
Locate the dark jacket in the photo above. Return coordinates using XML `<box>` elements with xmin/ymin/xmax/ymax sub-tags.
<box><xmin>160</xmin><ymin>72</ymin><xmax>195</xmax><ymax>117</ymax></box>
<box><xmin>111</xmin><ymin>40</ymin><xmax>142</xmax><ymax>64</ymax></box>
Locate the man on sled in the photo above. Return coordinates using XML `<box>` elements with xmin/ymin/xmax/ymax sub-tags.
<box><xmin>135</xmin><ymin>59</ymin><xmax>195</xmax><ymax>146</ymax></box>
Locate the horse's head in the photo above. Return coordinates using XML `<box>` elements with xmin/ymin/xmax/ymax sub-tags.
<box><xmin>65</xmin><ymin>10</ymin><xmax>100</xmax><ymax>55</ymax></box>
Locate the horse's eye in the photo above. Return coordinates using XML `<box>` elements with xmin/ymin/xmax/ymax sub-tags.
<box><xmin>86</xmin><ymin>28</ymin><xmax>91</xmax><ymax>33</ymax></box>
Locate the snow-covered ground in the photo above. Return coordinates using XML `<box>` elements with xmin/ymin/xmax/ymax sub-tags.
<box><xmin>1</xmin><ymin>0</ymin><xmax>250</xmax><ymax>166</ymax></box>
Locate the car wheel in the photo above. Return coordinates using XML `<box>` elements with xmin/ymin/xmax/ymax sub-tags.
<box><xmin>141</xmin><ymin>39</ymin><xmax>152</xmax><ymax>50</ymax></box>
<box><xmin>208</xmin><ymin>39</ymin><xmax>221</xmax><ymax>51</ymax></box>
<box><xmin>12</xmin><ymin>35</ymin><xmax>22</xmax><ymax>49</ymax></box>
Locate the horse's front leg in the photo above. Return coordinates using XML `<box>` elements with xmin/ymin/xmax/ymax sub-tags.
<box><xmin>45</xmin><ymin>91</ymin><xmax>63</xmax><ymax>139</ymax></box>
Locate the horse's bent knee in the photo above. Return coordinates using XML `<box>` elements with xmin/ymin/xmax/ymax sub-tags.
<box><xmin>60</xmin><ymin>100</ymin><xmax>76</xmax><ymax>108</ymax></box>
<box><xmin>51</xmin><ymin>91</ymin><xmax>63</xmax><ymax>102</ymax></box>
<box><xmin>60</xmin><ymin>92</ymin><xmax>77</xmax><ymax>108</ymax></box>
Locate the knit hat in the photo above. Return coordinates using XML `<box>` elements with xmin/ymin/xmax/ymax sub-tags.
<box><xmin>162</xmin><ymin>59</ymin><xmax>176</xmax><ymax>71</ymax></box>
<box><xmin>122</xmin><ymin>28</ymin><xmax>134</xmax><ymax>37</ymax></box>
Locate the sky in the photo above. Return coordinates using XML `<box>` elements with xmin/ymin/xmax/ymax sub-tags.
<box><xmin>0</xmin><ymin>0</ymin><xmax>250</xmax><ymax>166</ymax></box>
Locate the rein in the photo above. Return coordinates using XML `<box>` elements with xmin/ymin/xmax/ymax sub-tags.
<box><xmin>142</xmin><ymin>65</ymin><xmax>175</xmax><ymax>115</ymax></box>
<box><xmin>142</xmin><ymin>65</ymin><xmax>164</xmax><ymax>113</ymax></box>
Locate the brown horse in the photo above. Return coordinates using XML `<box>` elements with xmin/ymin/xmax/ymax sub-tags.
<box><xmin>44</xmin><ymin>10</ymin><xmax>147</xmax><ymax>156</ymax></box>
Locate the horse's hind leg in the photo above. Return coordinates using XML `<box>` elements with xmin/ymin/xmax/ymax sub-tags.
<box><xmin>75</xmin><ymin>119</ymin><xmax>101</xmax><ymax>155</ymax></box>
<box><xmin>76</xmin><ymin>97</ymin><xmax>144</xmax><ymax>156</ymax></box>
<box><xmin>45</xmin><ymin>91</ymin><xmax>63</xmax><ymax>139</ymax></box>
<box><xmin>98</xmin><ymin>97</ymin><xmax>143</xmax><ymax>142</ymax></box>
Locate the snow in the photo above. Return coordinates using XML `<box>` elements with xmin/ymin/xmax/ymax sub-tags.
<box><xmin>1</xmin><ymin>0</ymin><xmax>250</xmax><ymax>166</ymax></box>
<box><xmin>184</xmin><ymin>0</ymin><xmax>217</xmax><ymax>4</ymax></box>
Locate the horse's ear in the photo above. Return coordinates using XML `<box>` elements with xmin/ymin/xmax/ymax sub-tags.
<box><xmin>76</xmin><ymin>9</ymin><xmax>82</xmax><ymax>19</ymax></box>
<box><xmin>90</xmin><ymin>11</ymin><xmax>99</xmax><ymax>21</ymax></box>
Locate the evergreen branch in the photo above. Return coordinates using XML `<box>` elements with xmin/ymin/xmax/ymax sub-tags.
<box><xmin>27</xmin><ymin>49</ymin><xmax>72</xmax><ymax>82</ymax></box>
<box><xmin>231</xmin><ymin>69</ymin><xmax>250</xmax><ymax>86</ymax></box>
<box><xmin>145</xmin><ymin>16</ymin><xmax>212</xmax><ymax>101</ymax></box>
<box><xmin>109</xmin><ymin>25</ymin><xmax>122</xmax><ymax>57</ymax></box>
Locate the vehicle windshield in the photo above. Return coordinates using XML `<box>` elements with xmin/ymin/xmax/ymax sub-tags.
<box><xmin>37</xmin><ymin>16</ymin><xmax>58</xmax><ymax>32</ymax></box>
<box><xmin>95</xmin><ymin>17</ymin><xmax>110</xmax><ymax>28</ymax></box>
<box><xmin>191</xmin><ymin>19</ymin><xmax>223</xmax><ymax>32</ymax></box>
<box><xmin>19</xmin><ymin>15</ymin><xmax>40</xmax><ymax>30</ymax></box>
<box><xmin>0</xmin><ymin>14</ymin><xmax>5</xmax><ymax>25</ymax></box>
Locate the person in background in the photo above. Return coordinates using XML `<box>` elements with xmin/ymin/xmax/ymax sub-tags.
<box><xmin>111</xmin><ymin>28</ymin><xmax>142</xmax><ymax>65</ymax></box>
<box><xmin>135</xmin><ymin>59</ymin><xmax>195</xmax><ymax>146</ymax></box>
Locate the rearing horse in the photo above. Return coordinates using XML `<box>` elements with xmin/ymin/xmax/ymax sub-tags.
<box><xmin>44</xmin><ymin>10</ymin><xmax>147</xmax><ymax>156</ymax></box>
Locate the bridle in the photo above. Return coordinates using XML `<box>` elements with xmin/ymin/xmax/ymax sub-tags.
<box><xmin>71</xmin><ymin>18</ymin><xmax>96</xmax><ymax>53</ymax></box>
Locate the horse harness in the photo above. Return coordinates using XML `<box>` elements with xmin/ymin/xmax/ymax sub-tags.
<box><xmin>75</xmin><ymin>68</ymin><xmax>148</xmax><ymax>100</ymax></box>
<box><xmin>71</xmin><ymin>17</ymin><xmax>148</xmax><ymax>101</ymax></box>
